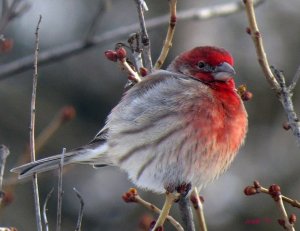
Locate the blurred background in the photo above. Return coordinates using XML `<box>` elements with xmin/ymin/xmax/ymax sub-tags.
<box><xmin>0</xmin><ymin>0</ymin><xmax>300</xmax><ymax>230</ymax></box>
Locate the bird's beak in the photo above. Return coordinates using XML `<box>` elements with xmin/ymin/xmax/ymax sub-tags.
<box><xmin>213</xmin><ymin>62</ymin><xmax>236</xmax><ymax>82</ymax></box>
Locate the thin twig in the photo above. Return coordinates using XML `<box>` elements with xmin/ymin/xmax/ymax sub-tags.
<box><xmin>56</xmin><ymin>148</ymin><xmax>66</xmax><ymax>231</ymax></box>
<box><xmin>134</xmin><ymin>0</ymin><xmax>153</xmax><ymax>72</ymax></box>
<box><xmin>190</xmin><ymin>188</ymin><xmax>207</xmax><ymax>231</ymax></box>
<box><xmin>122</xmin><ymin>188</ymin><xmax>183</xmax><ymax>231</ymax></box>
<box><xmin>255</xmin><ymin>185</ymin><xmax>300</xmax><ymax>209</ymax></box>
<box><xmin>30</xmin><ymin>14</ymin><xmax>43</xmax><ymax>231</ymax></box>
<box><xmin>244</xmin><ymin>0</ymin><xmax>300</xmax><ymax>145</ymax></box>
<box><xmin>0</xmin><ymin>0</ymin><xmax>265</xmax><ymax>80</ymax></box>
<box><xmin>73</xmin><ymin>188</ymin><xmax>84</xmax><ymax>231</ymax></box>
<box><xmin>151</xmin><ymin>192</ymin><xmax>178</xmax><ymax>231</ymax></box>
<box><xmin>178</xmin><ymin>195</ymin><xmax>196</xmax><ymax>231</ymax></box>
<box><xmin>136</xmin><ymin>195</ymin><xmax>183</xmax><ymax>231</ymax></box>
<box><xmin>43</xmin><ymin>188</ymin><xmax>54</xmax><ymax>231</ymax></box>
<box><xmin>271</xmin><ymin>67</ymin><xmax>300</xmax><ymax>144</ymax></box>
<box><xmin>0</xmin><ymin>145</ymin><xmax>9</xmax><ymax>205</ymax></box>
<box><xmin>244</xmin><ymin>182</ymin><xmax>297</xmax><ymax>230</ymax></box>
<box><xmin>154</xmin><ymin>0</ymin><xmax>177</xmax><ymax>69</ymax></box>
<box><xmin>121</xmin><ymin>59</ymin><xmax>141</xmax><ymax>82</ymax></box>
<box><xmin>0</xmin><ymin>145</ymin><xmax>9</xmax><ymax>191</ymax></box>
<box><xmin>276</xmin><ymin>195</ymin><xmax>295</xmax><ymax>231</ymax></box>
<box><xmin>243</xmin><ymin>0</ymin><xmax>280</xmax><ymax>92</ymax></box>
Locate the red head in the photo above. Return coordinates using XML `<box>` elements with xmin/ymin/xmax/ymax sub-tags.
<box><xmin>167</xmin><ymin>46</ymin><xmax>236</xmax><ymax>88</ymax></box>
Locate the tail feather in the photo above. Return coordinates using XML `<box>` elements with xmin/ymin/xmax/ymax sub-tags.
<box><xmin>11</xmin><ymin>143</ymin><xmax>110</xmax><ymax>179</ymax></box>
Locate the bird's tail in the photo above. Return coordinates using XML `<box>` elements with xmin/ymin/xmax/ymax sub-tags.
<box><xmin>11</xmin><ymin>143</ymin><xmax>110</xmax><ymax>179</ymax></box>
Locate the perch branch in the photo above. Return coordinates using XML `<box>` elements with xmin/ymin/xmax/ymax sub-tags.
<box><xmin>151</xmin><ymin>192</ymin><xmax>178</xmax><ymax>231</ymax></box>
<box><xmin>0</xmin><ymin>0</ymin><xmax>265</xmax><ymax>79</ymax></box>
<box><xmin>154</xmin><ymin>0</ymin><xmax>177</xmax><ymax>69</ymax></box>
<box><xmin>122</xmin><ymin>188</ymin><xmax>183</xmax><ymax>231</ymax></box>
<box><xmin>30</xmin><ymin>15</ymin><xmax>43</xmax><ymax>231</ymax></box>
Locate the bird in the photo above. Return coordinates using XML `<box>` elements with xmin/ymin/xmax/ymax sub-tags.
<box><xmin>11</xmin><ymin>46</ymin><xmax>248</xmax><ymax>195</ymax></box>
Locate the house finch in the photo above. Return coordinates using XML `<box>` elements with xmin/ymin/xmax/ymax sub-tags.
<box><xmin>12</xmin><ymin>46</ymin><xmax>247</xmax><ymax>194</ymax></box>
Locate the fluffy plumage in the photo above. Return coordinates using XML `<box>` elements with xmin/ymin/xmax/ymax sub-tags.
<box><xmin>11</xmin><ymin>46</ymin><xmax>248</xmax><ymax>193</ymax></box>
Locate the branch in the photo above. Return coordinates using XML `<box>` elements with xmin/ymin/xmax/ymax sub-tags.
<box><xmin>154</xmin><ymin>0</ymin><xmax>177</xmax><ymax>69</ymax></box>
<box><xmin>0</xmin><ymin>145</ymin><xmax>9</xmax><ymax>205</ymax></box>
<box><xmin>73</xmin><ymin>188</ymin><xmax>85</xmax><ymax>231</ymax></box>
<box><xmin>243</xmin><ymin>0</ymin><xmax>280</xmax><ymax>92</ymax></box>
<box><xmin>134</xmin><ymin>0</ymin><xmax>153</xmax><ymax>72</ymax></box>
<box><xmin>104</xmin><ymin>47</ymin><xmax>141</xmax><ymax>82</ymax></box>
<box><xmin>244</xmin><ymin>181</ymin><xmax>297</xmax><ymax>230</ymax></box>
<box><xmin>43</xmin><ymin>188</ymin><xmax>54</xmax><ymax>231</ymax></box>
<box><xmin>243</xmin><ymin>0</ymin><xmax>300</xmax><ymax>145</ymax></box>
<box><xmin>30</xmin><ymin>15</ymin><xmax>43</xmax><ymax>231</ymax></box>
<box><xmin>271</xmin><ymin>67</ymin><xmax>300</xmax><ymax>144</ymax></box>
<box><xmin>0</xmin><ymin>0</ymin><xmax>265</xmax><ymax>79</ymax></box>
<box><xmin>56</xmin><ymin>148</ymin><xmax>66</xmax><ymax>231</ymax></box>
<box><xmin>190</xmin><ymin>188</ymin><xmax>207</xmax><ymax>231</ymax></box>
<box><xmin>122</xmin><ymin>188</ymin><xmax>183</xmax><ymax>231</ymax></box>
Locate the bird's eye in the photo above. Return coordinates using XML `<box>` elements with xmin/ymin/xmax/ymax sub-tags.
<box><xmin>198</xmin><ymin>61</ymin><xmax>205</xmax><ymax>69</ymax></box>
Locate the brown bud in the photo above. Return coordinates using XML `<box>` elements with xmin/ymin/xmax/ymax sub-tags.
<box><xmin>122</xmin><ymin>188</ymin><xmax>138</xmax><ymax>203</ymax></box>
<box><xmin>243</xmin><ymin>0</ymin><xmax>247</xmax><ymax>4</ymax></box>
<box><xmin>269</xmin><ymin>184</ymin><xmax>281</xmax><ymax>201</ymax></box>
<box><xmin>129</xmin><ymin>187</ymin><xmax>137</xmax><ymax>195</ymax></box>
<box><xmin>253</xmin><ymin>180</ymin><xmax>261</xmax><ymax>189</ymax></box>
<box><xmin>237</xmin><ymin>84</ymin><xmax>252</xmax><ymax>101</ymax></box>
<box><xmin>241</xmin><ymin>91</ymin><xmax>253</xmax><ymax>101</ymax></box>
<box><xmin>149</xmin><ymin>220</ymin><xmax>156</xmax><ymax>229</ymax></box>
<box><xmin>61</xmin><ymin>106</ymin><xmax>76</xmax><ymax>122</ymax></box>
<box><xmin>190</xmin><ymin>194</ymin><xmax>199</xmax><ymax>209</ymax></box>
<box><xmin>289</xmin><ymin>214</ymin><xmax>297</xmax><ymax>224</ymax></box>
<box><xmin>246</xmin><ymin>27</ymin><xmax>251</xmax><ymax>35</ymax></box>
<box><xmin>104</xmin><ymin>50</ymin><xmax>118</xmax><ymax>62</ymax></box>
<box><xmin>139</xmin><ymin>67</ymin><xmax>148</xmax><ymax>77</ymax></box>
<box><xmin>116</xmin><ymin>47</ymin><xmax>127</xmax><ymax>60</ymax></box>
<box><xmin>244</xmin><ymin>186</ymin><xmax>257</xmax><ymax>196</ymax></box>
<box><xmin>282</xmin><ymin>122</ymin><xmax>291</xmax><ymax>130</ymax></box>
<box><xmin>278</xmin><ymin>219</ymin><xmax>285</xmax><ymax>227</ymax></box>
